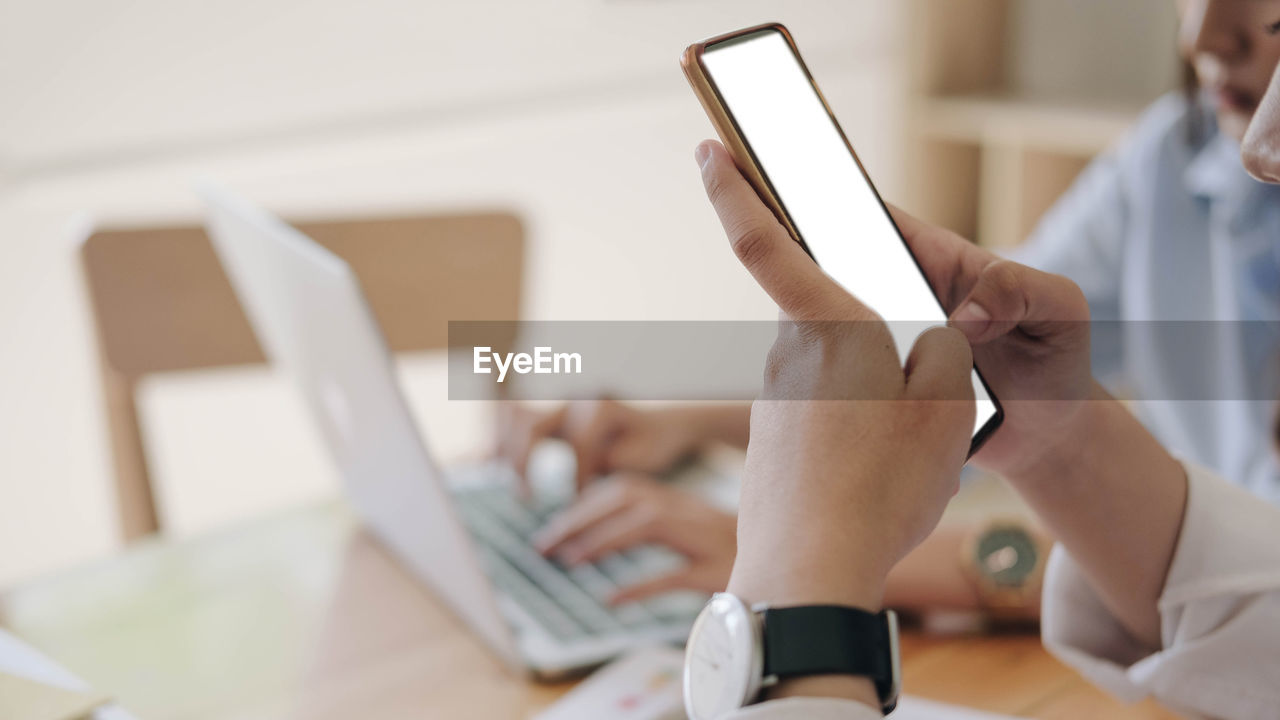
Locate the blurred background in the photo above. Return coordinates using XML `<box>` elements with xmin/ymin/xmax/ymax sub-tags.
<box><xmin>0</xmin><ymin>0</ymin><xmax>1179</xmax><ymax>587</ymax></box>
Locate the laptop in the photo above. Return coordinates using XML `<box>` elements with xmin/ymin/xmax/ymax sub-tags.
<box><xmin>199</xmin><ymin>185</ymin><xmax>706</xmax><ymax>678</ymax></box>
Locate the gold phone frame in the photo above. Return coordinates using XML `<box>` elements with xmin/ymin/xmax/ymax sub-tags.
<box><xmin>682</xmin><ymin>22</ymin><xmax>827</xmax><ymax>255</ymax></box>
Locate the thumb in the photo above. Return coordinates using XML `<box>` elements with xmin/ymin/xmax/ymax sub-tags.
<box><xmin>904</xmin><ymin>326</ymin><xmax>975</xmax><ymax>404</ymax></box>
<box><xmin>949</xmin><ymin>260</ymin><xmax>1089</xmax><ymax>344</ymax></box>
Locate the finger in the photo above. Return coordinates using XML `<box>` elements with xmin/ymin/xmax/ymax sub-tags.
<box><xmin>904</xmin><ymin>326</ymin><xmax>975</xmax><ymax>404</ymax></box>
<box><xmin>696</xmin><ymin>140</ymin><xmax>865</xmax><ymax>321</ymax></box>
<box><xmin>564</xmin><ymin>400</ymin><xmax>623</xmax><ymax>492</ymax></box>
<box><xmin>608</xmin><ymin>570</ymin><xmax>695</xmax><ymax>606</ymax></box>
<box><xmin>532</xmin><ymin>478</ymin><xmax>638</xmax><ymax>555</ymax></box>
<box><xmin>947</xmin><ymin>260</ymin><xmax>1089</xmax><ymax>345</ymax></box>
<box><xmin>496</xmin><ymin>405</ymin><xmax>566</xmax><ymax>499</ymax></box>
<box><xmin>557</xmin><ymin>509</ymin><xmax>658</xmax><ymax>565</ymax></box>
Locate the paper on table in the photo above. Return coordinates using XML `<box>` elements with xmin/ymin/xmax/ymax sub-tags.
<box><xmin>534</xmin><ymin>645</ymin><xmax>685</xmax><ymax>720</ymax></box>
<box><xmin>0</xmin><ymin>672</ymin><xmax>110</xmax><ymax>720</ymax></box>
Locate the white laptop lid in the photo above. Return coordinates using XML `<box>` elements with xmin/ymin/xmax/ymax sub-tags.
<box><xmin>200</xmin><ymin>184</ymin><xmax>520</xmax><ymax>669</ymax></box>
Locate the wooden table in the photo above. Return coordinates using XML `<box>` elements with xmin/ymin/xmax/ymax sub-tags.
<box><xmin>0</xmin><ymin>503</ymin><xmax>1176</xmax><ymax>719</ymax></box>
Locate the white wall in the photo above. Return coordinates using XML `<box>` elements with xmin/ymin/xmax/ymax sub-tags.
<box><xmin>0</xmin><ymin>0</ymin><xmax>908</xmax><ymax>586</ymax></box>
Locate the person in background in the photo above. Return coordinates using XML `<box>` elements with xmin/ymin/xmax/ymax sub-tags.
<box><xmin>1014</xmin><ymin>0</ymin><xmax>1280</xmax><ymax>506</ymax></box>
<box><xmin>689</xmin><ymin>33</ymin><xmax>1280</xmax><ymax>708</ymax></box>
<box><xmin>497</xmin><ymin>0</ymin><xmax>1280</xmax><ymax>618</ymax></box>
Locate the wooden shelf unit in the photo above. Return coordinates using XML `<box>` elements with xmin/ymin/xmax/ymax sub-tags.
<box><xmin>903</xmin><ymin>0</ymin><xmax>1179</xmax><ymax>248</ymax></box>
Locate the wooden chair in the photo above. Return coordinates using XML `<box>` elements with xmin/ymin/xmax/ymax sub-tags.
<box><xmin>80</xmin><ymin>212</ymin><xmax>525</xmax><ymax>542</ymax></box>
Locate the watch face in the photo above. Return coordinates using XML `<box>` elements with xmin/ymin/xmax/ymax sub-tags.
<box><xmin>975</xmin><ymin>526</ymin><xmax>1039</xmax><ymax>587</ymax></box>
<box><xmin>683</xmin><ymin>594</ymin><xmax>761</xmax><ymax>720</ymax></box>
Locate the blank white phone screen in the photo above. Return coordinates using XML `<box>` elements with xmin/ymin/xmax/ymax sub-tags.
<box><xmin>702</xmin><ymin>29</ymin><xmax>997</xmax><ymax>438</ymax></box>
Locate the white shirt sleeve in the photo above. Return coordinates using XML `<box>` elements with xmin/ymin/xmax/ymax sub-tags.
<box><xmin>722</xmin><ymin>696</ymin><xmax>883</xmax><ymax>719</ymax></box>
<box><xmin>1041</xmin><ymin>460</ymin><xmax>1280</xmax><ymax>720</ymax></box>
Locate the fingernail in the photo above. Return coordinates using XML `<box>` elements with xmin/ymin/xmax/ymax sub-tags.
<box><xmin>951</xmin><ymin>301</ymin><xmax>992</xmax><ymax>337</ymax></box>
<box><xmin>694</xmin><ymin>142</ymin><xmax>712</xmax><ymax>169</ymax></box>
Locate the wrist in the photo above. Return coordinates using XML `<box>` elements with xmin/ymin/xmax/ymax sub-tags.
<box><xmin>727</xmin><ymin>549</ymin><xmax>886</xmax><ymax>612</ymax></box>
<box><xmin>765</xmin><ymin>675</ymin><xmax>880</xmax><ymax>708</ymax></box>
<box><xmin>998</xmin><ymin>382</ymin><xmax>1111</xmax><ymax>484</ymax></box>
<box><xmin>981</xmin><ymin>382</ymin><xmax>1184</xmax><ymax>646</ymax></box>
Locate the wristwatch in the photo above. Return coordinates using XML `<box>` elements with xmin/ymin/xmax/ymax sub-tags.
<box><xmin>961</xmin><ymin>519</ymin><xmax>1045</xmax><ymax>613</ymax></box>
<box><xmin>682</xmin><ymin>593</ymin><xmax>901</xmax><ymax>719</ymax></box>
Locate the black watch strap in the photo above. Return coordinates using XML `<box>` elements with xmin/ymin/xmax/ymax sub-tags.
<box><xmin>761</xmin><ymin>605</ymin><xmax>895</xmax><ymax>708</ymax></box>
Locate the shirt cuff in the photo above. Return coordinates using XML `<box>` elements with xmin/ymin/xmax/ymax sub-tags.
<box><xmin>1041</xmin><ymin>460</ymin><xmax>1280</xmax><ymax>718</ymax></box>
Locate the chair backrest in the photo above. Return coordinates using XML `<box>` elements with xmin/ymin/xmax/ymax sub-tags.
<box><xmin>81</xmin><ymin>212</ymin><xmax>524</xmax><ymax>541</ymax></box>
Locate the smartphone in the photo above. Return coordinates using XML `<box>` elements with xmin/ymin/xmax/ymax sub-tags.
<box><xmin>682</xmin><ymin>23</ymin><xmax>1003</xmax><ymax>454</ymax></box>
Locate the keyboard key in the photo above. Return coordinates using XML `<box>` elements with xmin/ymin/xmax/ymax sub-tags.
<box><xmin>596</xmin><ymin>553</ymin><xmax>649</xmax><ymax>588</ymax></box>
<box><xmin>625</xmin><ymin>546</ymin><xmax>684</xmax><ymax>576</ymax></box>
<box><xmin>565</xmin><ymin>564</ymin><xmax>656</xmax><ymax>627</ymax></box>
<box><xmin>479</xmin><ymin>491</ymin><xmax>543</xmax><ymax>538</ymax></box>
<box><xmin>603</xmin><ymin>550</ymin><xmax>705</xmax><ymax>622</ymax></box>
<box><xmin>457</xmin><ymin>484</ymin><xmax>697</xmax><ymax>633</ymax></box>
<box><xmin>477</xmin><ymin>547</ymin><xmax>584</xmax><ymax>641</ymax></box>
<box><xmin>642</xmin><ymin>591</ymin><xmax>707</xmax><ymax>622</ymax></box>
<box><xmin>466</xmin><ymin>501</ymin><xmax>624</xmax><ymax>635</ymax></box>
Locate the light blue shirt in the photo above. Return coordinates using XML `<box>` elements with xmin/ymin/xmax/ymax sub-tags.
<box><xmin>1016</xmin><ymin>93</ymin><xmax>1280</xmax><ymax>504</ymax></box>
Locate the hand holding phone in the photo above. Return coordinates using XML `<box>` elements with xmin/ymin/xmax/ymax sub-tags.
<box><xmin>688</xmin><ymin>137</ymin><xmax>977</xmax><ymax>719</ymax></box>
<box><xmin>682</xmin><ymin>23</ymin><xmax>1002</xmax><ymax>452</ymax></box>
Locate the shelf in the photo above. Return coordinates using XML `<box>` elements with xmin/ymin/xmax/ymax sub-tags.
<box><xmin>914</xmin><ymin>94</ymin><xmax>1148</xmax><ymax>156</ymax></box>
<box><xmin>903</xmin><ymin>1</ymin><xmax>1176</xmax><ymax>248</ymax></box>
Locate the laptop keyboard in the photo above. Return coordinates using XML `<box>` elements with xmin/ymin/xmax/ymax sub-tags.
<box><xmin>454</xmin><ymin>485</ymin><xmax>704</xmax><ymax>642</ymax></box>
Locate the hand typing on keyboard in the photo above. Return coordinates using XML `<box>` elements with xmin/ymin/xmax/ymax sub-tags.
<box><xmin>494</xmin><ymin>400</ymin><xmax>750</xmax><ymax>496</ymax></box>
<box><xmin>532</xmin><ymin>474</ymin><xmax>737</xmax><ymax>605</ymax></box>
